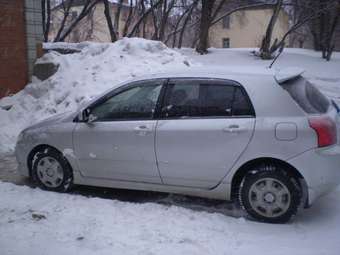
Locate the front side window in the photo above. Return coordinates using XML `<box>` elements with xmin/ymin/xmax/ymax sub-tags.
<box><xmin>90</xmin><ymin>83</ymin><xmax>162</xmax><ymax>121</ymax></box>
<box><xmin>163</xmin><ymin>80</ymin><xmax>254</xmax><ymax>118</ymax></box>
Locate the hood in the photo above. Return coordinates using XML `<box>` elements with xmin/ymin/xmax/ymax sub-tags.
<box><xmin>24</xmin><ymin>110</ymin><xmax>76</xmax><ymax>131</ymax></box>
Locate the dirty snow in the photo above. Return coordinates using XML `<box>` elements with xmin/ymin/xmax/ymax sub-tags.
<box><xmin>0</xmin><ymin>181</ymin><xmax>339</xmax><ymax>255</ymax></box>
<box><xmin>0</xmin><ymin>38</ymin><xmax>193</xmax><ymax>154</ymax></box>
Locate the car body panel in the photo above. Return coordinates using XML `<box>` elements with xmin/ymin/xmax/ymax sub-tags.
<box><xmin>73</xmin><ymin>120</ymin><xmax>162</xmax><ymax>184</ymax></box>
<box><xmin>155</xmin><ymin>118</ymin><xmax>255</xmax><ymax>188</ymax></box>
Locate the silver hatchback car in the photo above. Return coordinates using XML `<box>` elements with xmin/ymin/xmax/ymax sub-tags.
<box><xmin>15</xmin><ymin>68</ymin><xmax>340</xmax><ymax>223</ymax></box>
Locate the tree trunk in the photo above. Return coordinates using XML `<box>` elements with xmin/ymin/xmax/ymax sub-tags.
<box><xmin>103</xmin><ymin>0</ymin><xmax>117</xmax><ymax>42</ymax></box>
<box><xmin>178</xmin><ymin>0</ymin><xmax>198</xmax><ymax>48</ymax></box>
<box><xmin>325</xmin><ymin>4</ymin><xmax>340</xmax><ymax>61</ymax></box>
<box><xmin>57</xmin><ymin>0</ymin><xmax>100</xmax><ymax>42</ymax></box>
<box><xmin>122</xmin><ymin>0</ymin><xmax>134</xmax><ymax>37</ymax></box>
<box><xmin>196</xmin><ymin>0</ymin><xmax>215</xmax><ymax>54</ymax></box>
<box><xmin>260</xmin><ymin>0</ymin><xmax>283</xmax><ymax>59</ymax></box>
<box><xmin>114</xmin><ymin>0</ymin><xmax>124</xmax><ymax>37</ymax></box>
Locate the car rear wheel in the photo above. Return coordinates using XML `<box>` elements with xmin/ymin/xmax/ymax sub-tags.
<box><xmin>32</xmin><ymin>148</ymin><xmax>73</xmax><ymax>192</ymax></box>
<box><xmin>239</xmin><ymin>168</ymin><xmax>301</xmax><ymax>223</ymax></box>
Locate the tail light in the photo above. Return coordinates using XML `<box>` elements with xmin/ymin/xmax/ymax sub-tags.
<box><xmin>308</xmin><ymin>116</ymin><xmax>337</xmax><ymax>147</ymax></box>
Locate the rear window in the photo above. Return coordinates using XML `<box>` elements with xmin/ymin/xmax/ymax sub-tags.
<box><xmin>281</xmin><ymin>77</ymin><xmax>330</xmax><ymax>114</ymax></box>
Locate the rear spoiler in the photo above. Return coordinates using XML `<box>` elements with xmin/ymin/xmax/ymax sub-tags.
<box><xmin>274</xmin><ymin>67</ymin><xmax>305</xmax><ymax>84</ymax></box>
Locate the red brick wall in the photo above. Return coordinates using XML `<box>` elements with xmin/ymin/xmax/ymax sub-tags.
<box><xmin>0</xmin><ymin>0</ymin><xmax>28</xmax><ymax>98</ymax></box>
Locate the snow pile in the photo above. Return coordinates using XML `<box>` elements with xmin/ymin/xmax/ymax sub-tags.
<box><xmin>0</xmin><ymin>38</ymin><xmax>193</xmax><ymax>154</ymax></box>
<box><xmin>1</xmin><ymin>181</ymin><xmax>340</xmax><ymax>255</ymax></box>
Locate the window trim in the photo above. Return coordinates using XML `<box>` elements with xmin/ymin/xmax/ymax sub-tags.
<box><xmin>159</xmin><ymin>78</ymin><xmax>255</xmax><ymax>120</ymax></box>
<box><xmin>74</xmin><ymin>77</ymin><xmax>256</xmax><ymax>123</ymax></box>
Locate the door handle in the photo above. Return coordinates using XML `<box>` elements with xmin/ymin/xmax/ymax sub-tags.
<box><xmin>223</xmin><ymin>125</ymin><xmax>245</xmax><ymax>133</ymax></box>
<box><xmin>134</xmin><ymin>125</ymin><xmax>152</xmax><ymax>135</ymax></box>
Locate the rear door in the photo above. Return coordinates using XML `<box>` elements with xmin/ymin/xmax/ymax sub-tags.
<box><xmin>155</xmin><ymin>78</ymin><xmax>256</xmax><ymax>188</ymax></box>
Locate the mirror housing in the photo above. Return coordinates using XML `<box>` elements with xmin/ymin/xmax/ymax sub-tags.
<box><xmin>87</xmin><ymin>113</ymin><xmax>97</xmax><ymax>123</ymax></box>
<box><xmin>77</xmin><ymin>108</ymin><xmax>91</xmax><ymax>122</ymax></box>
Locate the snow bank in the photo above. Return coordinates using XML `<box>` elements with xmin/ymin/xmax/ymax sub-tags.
<box><xmin>1</xmin><ymin>181</ymin><xmax>340</xmax><ymax>255</ymax></box>
<box><xmin>0</xmin><ymin>38</ymin><xmax>193</xmax><ymax>154</ymax></box>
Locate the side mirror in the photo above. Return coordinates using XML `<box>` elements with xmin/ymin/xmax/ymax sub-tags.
<box><xmin>77</xmin><ymin>108</ymin><xmax>92</xmax><ymax>122</ymax></box>
<box><xmin>87</xmin><ymin>113</ymin><xmax>97</xmax><ymax>123</ymax></box>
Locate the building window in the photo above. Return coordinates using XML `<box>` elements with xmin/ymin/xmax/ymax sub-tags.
<box><xmin>222</xmin><ymin>38</ymin><xmax>230</xmax><ymax>48</ymax></box>
<box><xmin>222</xmin><ymin>16</ymin><xmax>230</xmax><ymax>29</ymax></box>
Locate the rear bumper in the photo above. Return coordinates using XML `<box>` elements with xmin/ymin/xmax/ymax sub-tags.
<box><xmin>288</xmin><ymin>145</ymin><xmax>340</xmax><ymax>206</ymax></box>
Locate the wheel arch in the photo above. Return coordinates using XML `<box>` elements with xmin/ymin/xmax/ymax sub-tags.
<box><xmin>230</xmin><ymin>157</ymin><xmax>308</xmax><ymax>207</ymax></box>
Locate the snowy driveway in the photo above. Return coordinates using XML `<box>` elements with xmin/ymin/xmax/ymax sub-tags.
<box><xmin>0</xmin><ymin>154</ymin><xmax>340</xmax><ymax>255</ymax></box>
<box><xmin>1</xmin><ymin>176</ymin><xmax>340</xmax><ymax>255</ymax></box>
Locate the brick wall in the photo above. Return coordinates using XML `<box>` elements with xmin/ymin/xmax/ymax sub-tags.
<box><xmin>0</xmin><ymin>0</ymin><xmax>28</xmax><ymax>98</ymax></box>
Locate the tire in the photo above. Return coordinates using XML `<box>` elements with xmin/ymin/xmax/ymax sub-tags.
<box><xmin>239</xmin><ymin>167</ymin><xmax>301</xmax><ymax>223</ymax></box>
<box><xmin>32</xmin><ymin>147</ymin><xmax>73</xmax><ymax>192</ymax></box>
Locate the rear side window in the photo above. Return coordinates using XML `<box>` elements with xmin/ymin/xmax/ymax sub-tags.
<box><xmin>162</xmin><ymin>80</ymin><xmax>254</xmax><ymax>118</ymax></box>
<box><xmin>202</xmin><ymin>84</ymin><xmax>235</xmax><ymax>117</ymax></box>
<box><xmin>281</xmin><ymin>77</ymin><xmax>329</xmax><ymax>114</ymax></box>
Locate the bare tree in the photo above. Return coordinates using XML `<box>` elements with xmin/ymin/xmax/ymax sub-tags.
<box><xmin>49</xmin><ymin>0</ymin><xmax>100</xmax><ymax>42</ymax></box>
<box><xmin>309</xmin><ymin>0</ymin><xmax>340</xmax><ymax>60</ymax></box>
<box><xmin>103</xmin><ymin>0</ymin><xmax>118</xmax><ymax>42</ymax></box>
<box><xmin>41</xmin><ymin>0</ymin><xmax>52</xmax><ymax>42</ymax></box>
<box><xmin>115</xmin><ymin>0</ymin><xmax>124</xmax><ymax>35</ymax></box>
<box><xmin>196</xmin><ymin>0</ymin><xmax>218</xmax><ymax>54</ymax></box>
<box><xmin>127</xmin><ymin>0</ymin><xmax>164</xmax><ymax>38</ymax></box>
<box><xmin>259</xmin><ymin>0</ymin><xmax>283</xmax><ymax>59</ymax></box>
<box><xmin>259</xmin><ymin>0</ymin><xmax>340</xmax><ymax>60</ymax></box>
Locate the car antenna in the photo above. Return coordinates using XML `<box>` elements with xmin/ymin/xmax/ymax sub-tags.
<box><xmin>269</xmin><ymin>42</ymin><xmax>285</xmax><ymax>69</ymax></box>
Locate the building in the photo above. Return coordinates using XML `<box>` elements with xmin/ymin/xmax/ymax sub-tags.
<box><xmin>50</xmin><ymin>0</ymin><xmax>154</xmax><ymax>43</ymax></box>
<box><xmin>0</xmin><ymin>0</ymin><xmax>43</xmax><ymax>98</ymax></box>
<box><xmin>209</xmin><ymin>6</ymin><xmax>289</xmax><ymax>48</ymax></box>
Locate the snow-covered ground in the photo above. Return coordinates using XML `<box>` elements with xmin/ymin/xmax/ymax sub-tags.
<box><xmin>1</xmin><ymin>39</ymin><xmax>340</xmax><ymax>254</ymax></box>
<box><xmin>0</xmin><ymin>182</ymin><xmax>340</xmax><ymax>255</ymax></box>
<box><xmin>0</xmin><ymin>181</ymin><xmax>339</xmax><ymax>255</ymax></box>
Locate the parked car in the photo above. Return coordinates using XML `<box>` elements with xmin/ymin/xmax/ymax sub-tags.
<box><xmin>15</xmin><ymin>67</ymin><xmax>340</xmax><ymax>223</ymax></box>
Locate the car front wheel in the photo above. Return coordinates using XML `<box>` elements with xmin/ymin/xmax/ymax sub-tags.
<box><xmin>239</xmin><ymin>168</ymin><xmax>301</xmax><ymax>223</ymax></box>
<box><xmin>32</xmin><ymin>148</ymin><xmax>73</xmax><ymax>192</ymax></box>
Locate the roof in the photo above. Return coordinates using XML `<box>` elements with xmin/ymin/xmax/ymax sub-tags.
<box><xmin>128</xmin><ymin>66</ymin><xmax>304</xmax><ymax>83</ymax></box>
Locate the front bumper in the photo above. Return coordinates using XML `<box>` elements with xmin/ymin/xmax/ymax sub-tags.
<box><xmin>15</xmin><ymin>133</ymin><xmax>33</xmax><ymax>178</ymax></box>
<box><xmin>288</xmin><ymin>145</ymin><xmax>340</xmax><ymax>206</ymax></box>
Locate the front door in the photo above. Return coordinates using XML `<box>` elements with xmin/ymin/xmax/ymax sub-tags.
<box><xmin>73</xmin><ymin>79</ymin><xmax>165</xmax><ymax>184</ymax></box>
<box><xmin>155</xmin><ymin>78</ymin><xmax>255</xmax><ymax>188</ymax></box>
